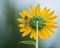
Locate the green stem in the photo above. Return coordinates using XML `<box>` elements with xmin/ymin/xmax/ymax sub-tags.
<box><xmin>36</xmin><ymin>21</ymin><xmax>38</xmax><ymax>48</ymax></box>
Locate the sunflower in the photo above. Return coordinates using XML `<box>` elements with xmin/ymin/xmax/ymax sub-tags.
<box><xmin>17</xmin><ymin>4</ymin><xmax>57</xmax><ymax>40</ymax></box>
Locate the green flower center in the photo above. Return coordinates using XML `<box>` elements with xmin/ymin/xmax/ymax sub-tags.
<box><xmin>29</xmin><ymin>16</ymin><xmax>46</xmax><ymax>29</ymax></box>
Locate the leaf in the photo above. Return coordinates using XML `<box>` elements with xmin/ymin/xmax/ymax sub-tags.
<box><xmin>19</xmin><ymin>40</ymin><xmax>35</xmax><ymax>45</ymax></box>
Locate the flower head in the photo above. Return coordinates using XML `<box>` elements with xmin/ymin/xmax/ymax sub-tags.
<box><xmin>17</xmin><ymin>4</ymin><xmax>57</xmax><ymax>40</ymax></box>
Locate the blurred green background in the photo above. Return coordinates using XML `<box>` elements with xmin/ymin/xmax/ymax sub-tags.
<box><xmin>0</xmin><ymin>0</ymin><xmax>35</xmax><ymax>48</ymax></box>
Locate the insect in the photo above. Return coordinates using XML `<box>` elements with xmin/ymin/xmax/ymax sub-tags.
<box><xmin>24</xmin><ymin>16</ymin><xmax>29</xmax><ymax>24</ymax></box>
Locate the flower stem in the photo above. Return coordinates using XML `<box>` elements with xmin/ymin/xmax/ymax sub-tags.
<box><xmin>36</xmin><ymin>21</ymin><xmax>38</xmax><ymax>48</ymax></box>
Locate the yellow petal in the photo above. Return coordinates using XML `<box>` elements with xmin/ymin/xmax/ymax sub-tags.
<box><xmin>22</xmin><ymin>9</ymin><xmax>32</xmax><ymax>18</ymax></box>
<box><xmin>46</xmin><ymin>27</ymin><xmax>55</xmax><ymax>33</ymax></box>
<box><xmin>35</xmin><ymin>4</ymin><xmax>40</xmax><ymax>15</ymax></box>
<box><xmin>19</xmin><ymin>24</ymin><xmax>25</xmax><ymax>27</ymax></box>
<box><xmin>30</xmin><ymin>5</ymin><xmax>36</xmax><ymax>16</ymax></box>
<box><xmin>41</xmin><ymin>31</ymin><xmax>47</xmax><ymax>40</ymax></box>
<box><xmin>22</xmin><ymin>27</ymin><xmax>31</xmax><ymax>37</ymax></box>
<box><xmin>41</xmin><ymin>32</ymin><xmax>46</xmax><ymax>40</ymax></box>
<box><xmin>32</xmin><ymin>30</ymin><xmax>36</xmax><ymax>40</ymax></box>
<box><xmin>46</xmin><ymin>23</ymin><xmax>58</xmax><ymax>28</ymax></box>
<box><xmin>24</xmin><ymin>25</ymin><xmax>29</xmax><ymax>28</ymax></box>
<box><xmin>41</xmin><ymin>30</ymin><xmax>47</xmax><ymax>40</ymax></box>
<box><xmin>34</xmin><ymin>32</ymin><xmax>36</xmax><ymax>40</ymax></box>
<box><xmin>46</xmin><ymin>20</ymin><xmax>52</xmax><ymax>22</ymax></box>
<box><xmin>22</xmin><ymin>31</ymin><xmax>31</xmax><ymax>37</ymax></box>
<box><xmin>46</xmin><ymin>23</ymin><xmax>56</xmax><ymax>26</ymax></box>
<box><xmin>17</xmin><ymin>18</ymin><xmax>24</xmax><ymax>23</ymax></box>
<box><xmin>46</xmin><ymin>11</ymin><xmax>54</xmax><ymax>18</ymax></box>
<box><xmin>47</xmin><ymin>16</ymin><xmax>57</xmax><ymax>20</ymax></box>
<box><xmin>19</xmin><ymin>12</ymin><xmax>25</xmax><ymax>18</ymax></box>
<box><xmin>20</xmin><ymin>28</ymin><xmax>26</xmax><ymax>32</ymax></box>
<box><xmin>43</xmin><ymin>28</ymin><xmax>51</xmax><ymax>38</ymax></box>
<box><xmin>38</xmin><ymin>32</ymin><xmax>42</xmax><ymax>40</ymax></box>
<box><xmin>39</xmin><ymin>32</ymin><xmax>46</xmax><ymax>40</ymax></box>
<box><xmin>46</xmin><ymin>25</ymin><xmax>58</xmax><ymax>28</ymax></box>
<box><xmin>40</xmin><ymin>29</ymin><xmax>47</xmax><ymax>40</ymax></box>
<box><xmin>46</xmin><ymin>20</ymin><xmax>57</xmax><ymax>24</ymax></box>
<box><xmin>40</xmin><ymin>7</ymin><xmax>47</xmax><ymax>16</ymax></box>
<box><xmin>44</xmin><ymin>8</ymin><xmax>50</xmax><ymax>16</ymax></box>
<box><xmin>46</xmin><ymin>22</ymin><xmax>57</xmax><ymax>25</ymax></box>
<box><xmin>30</xmin><ymin>32</ymin><xmax>34</xmax><ymax>39</ymax></box>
